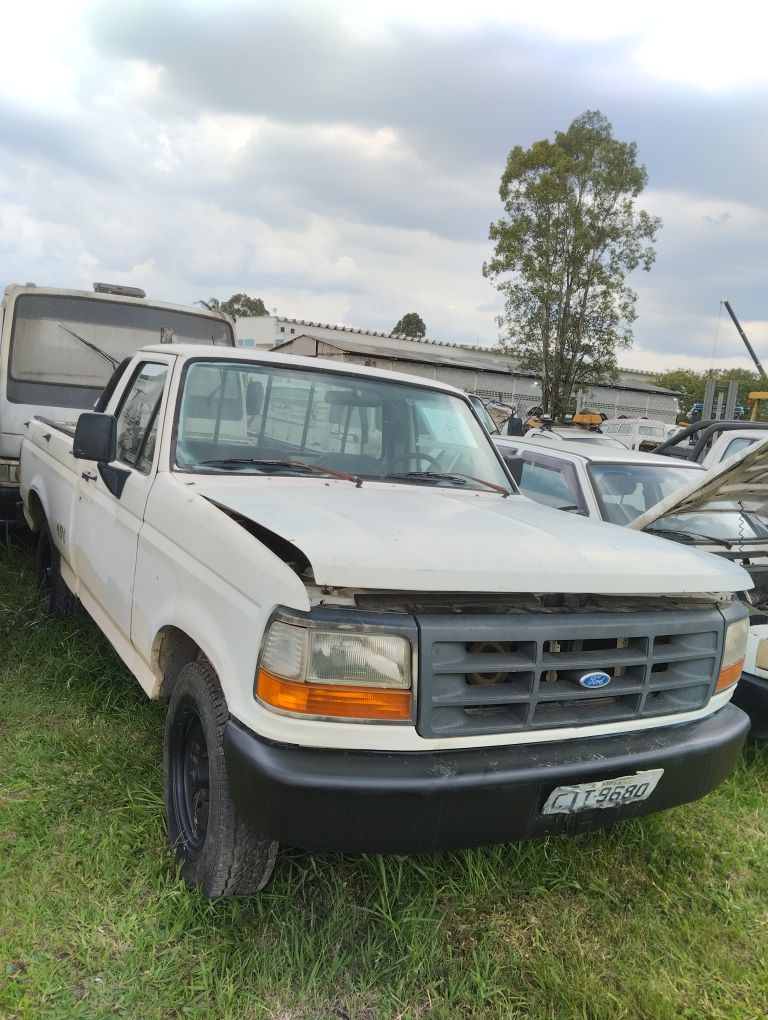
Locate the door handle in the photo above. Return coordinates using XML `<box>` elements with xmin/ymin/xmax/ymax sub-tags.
<box><xmin>81</xmin><ymin>471</ymin><xmax>97</xmax><ymax>482</ymax></box>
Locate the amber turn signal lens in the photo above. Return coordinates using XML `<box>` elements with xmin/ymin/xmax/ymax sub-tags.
<box><xmin>257</xmin><ymin>669</ymin><xmax>412</xmax><ymax>720</ymax></box>
<box><xmin>715</xmin><ymin>658</ymin><xmax>744</xmax><ymax>693</ymax></box>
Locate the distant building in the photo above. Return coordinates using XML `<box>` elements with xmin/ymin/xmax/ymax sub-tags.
<box><xmin>235</xmin><ymin>314</ymin><xmax>679</xmax><ymax>422</ymax></box>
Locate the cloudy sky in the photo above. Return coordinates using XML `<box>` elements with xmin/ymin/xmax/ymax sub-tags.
<box><xmin>1</xmin><ymin>1</ymin><xmax>767</xmax><ymax>373</ymax></box>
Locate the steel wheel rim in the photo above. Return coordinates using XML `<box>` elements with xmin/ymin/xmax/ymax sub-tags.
<box><xmin>172</xmin><ymin>702</ymin><xmax>210</xmax><ymax>856</ymax></box>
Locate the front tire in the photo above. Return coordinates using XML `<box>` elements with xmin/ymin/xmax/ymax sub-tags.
<box><xmin>164</xmin><ymin>660</ymin><xmax>278</xmax><ymax>897</ymax></box>
<box><xmin>35</xmin><ymin>522</ymin><xmax>78</xmax><ymax>618</ymax></box>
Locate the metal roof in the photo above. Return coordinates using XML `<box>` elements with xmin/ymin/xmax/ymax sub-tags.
<box><xmin>281</xmin><ymin>334</ymin><xmax>680</xmax><ymax>396</ymax></box>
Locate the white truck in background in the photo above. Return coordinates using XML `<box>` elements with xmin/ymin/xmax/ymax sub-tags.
<box><xmin>20</xmin><ymin>345</ymin><xmax>753</xmax><ymax>896</ymax></box>
<box><xmin>0</xmin><ymin>282</ymin><xmax>234</xmax><ymax>533</ymax></box>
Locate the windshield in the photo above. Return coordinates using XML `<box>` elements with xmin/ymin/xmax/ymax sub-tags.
<box><xmin>175</xmin><ymin>360</ymin><xmax>513</xmax><ymax>492</ymax></box>
<box><xmin>589</xmin><ymin>462</ymin><xmax>703</xmax><ymax>525</ymax></box>
<box><xmin>650</xmin><ymin>511</ymin><xmax>768</xmax><ymax>542</ymax></box>
<box><xmin>7</xmin><ymin>293</ymin><xmax>233</xmax><ymax>409</ymax></box>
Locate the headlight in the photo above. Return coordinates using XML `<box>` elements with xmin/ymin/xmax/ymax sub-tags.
<box><xmin>715</xmin><ymin>617</ymin><xmax>749</xmax><ymax>692</ymax></box>
<box><xmin>256</xmin><ymin>620</ymin><xmax>412</xmax><ymax>721</ymax></box>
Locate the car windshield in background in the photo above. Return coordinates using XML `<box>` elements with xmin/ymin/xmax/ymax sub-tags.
<box><xmin>650</xmin><ymin>511</ymin><xmax>768</xmax><ymax>542</ymax></box>
<box><xmin>175</xmin><ymin>361</ymin><xmax>513</xmax><ymax>493</ymax></box>
<box><xmin>589</xmin><ymin>462</ymin><xmax>702</xmax><ymax>525</ymax></box>
<box><xmin>8</xmin><ymin>293</ymin><xmax>233</xmax><ymax>408</ymax></box>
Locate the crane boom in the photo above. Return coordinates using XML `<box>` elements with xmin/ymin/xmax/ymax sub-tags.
<box><xmin>722</xmin><ymin>300</ymin><xmax>767</xmax><ymax>377</ymax></box>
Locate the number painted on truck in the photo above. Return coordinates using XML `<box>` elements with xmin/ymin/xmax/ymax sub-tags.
<box><xmin>55</xmin><ymin>523</ymin><xmax>66</xmax><ymax>542</ymax></box>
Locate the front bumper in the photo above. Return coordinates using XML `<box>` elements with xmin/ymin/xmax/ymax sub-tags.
<box><xmin>732</xmin><ymin>673</ymin><xmax>768</xmax><ymax>739</ymax></box>
<box><xmin>224</xmin><ymin>704</ymin><xmax>749</xmax><ymax>853</ymax></box>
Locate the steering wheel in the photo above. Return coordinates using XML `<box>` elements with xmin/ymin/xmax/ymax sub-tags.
<box><xmin>389</xmin><ymin>452</ymin><xmax>442</xmax><ymax>471</ymax></box>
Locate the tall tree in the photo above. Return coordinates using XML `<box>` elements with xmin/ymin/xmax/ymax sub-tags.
<box><xmin>196</xmin><ymin>294</ymin><xmax>269</xmax><ymax>319</ymax></box>
<box><xmin>484</xmin><ymin>111</ymin><xmax>661</xmax><ymax>416</ymax></box>
<box><xmin>392</xmin><ymin>312</ymin><xmax>426</xmax><ymax>338</ymax></box>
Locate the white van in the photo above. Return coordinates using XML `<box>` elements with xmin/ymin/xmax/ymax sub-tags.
<box><xmin>0</xmin><ymin>282</ymin><xmax>234</xmax><ymax>531</ymax></box>
<box><xmin>602</xmin><ymin>418</ymin><xmax>671</xmax><ymax>451</ymax></box>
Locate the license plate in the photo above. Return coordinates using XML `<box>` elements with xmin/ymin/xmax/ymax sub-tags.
<box><xmin>541</xmin><ymin>769</ymin><xmax>664</xmax><ymax>815</ymax></box>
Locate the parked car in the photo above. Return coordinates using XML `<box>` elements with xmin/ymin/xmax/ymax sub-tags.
<box><xmin>20</xmin><ymin>346</ymin><xmax>752</xmax><ymax>895</ymax></box>
<box><xmin>494</xmin><ymin>434</ymin><xmax>768</xmax><ymax>736</ymax></box>
<box><xmin>0</xmin><ymin>282</ymin><xmax>235</xmax><ymax>536</ymax></box>
<box><xmin>701</xmin><ymin>431</ymin><xmax>768</xmax><ymax>469</ymax></box>
<box><xmin>653</xmin><ymin>420</ymin><xmax>768</xmax><ymax>468</ymax></box>
<box><xmin>601</xmin><ymin>418</ymin><xmax>672</xmax><ymax>452</ymax></box>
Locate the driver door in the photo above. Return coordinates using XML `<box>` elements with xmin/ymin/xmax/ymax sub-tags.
<box><xmin>73</xmin><ymin>358</ymin><xmax>172</xmax><ymax>639</ymax></box>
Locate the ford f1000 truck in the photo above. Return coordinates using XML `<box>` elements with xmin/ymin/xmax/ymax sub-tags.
<box><xmin>19</xmin><ymin>345</ymin><xmax>753</xmax><ymax>896</ymax></box>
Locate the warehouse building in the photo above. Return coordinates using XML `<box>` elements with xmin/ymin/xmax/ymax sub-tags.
<box><xmin>236</xmin><ymin>314</ymin><xmax>680</xmax><ymax>422</ymax></box>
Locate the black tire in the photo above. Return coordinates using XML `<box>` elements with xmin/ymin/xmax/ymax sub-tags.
<box><xmin>164</xmin><ymin>660</ymin><xmax>278</xmax><ymax>897</ymax></box>
<box><xmin>35</xmin><ymin>522</ymin><xmax>78</xmax><ymax>618</ymax></box>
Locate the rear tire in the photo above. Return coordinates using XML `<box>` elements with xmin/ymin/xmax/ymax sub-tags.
<box><xmin>164</xmin><ymin>660</ymin><xmax>278</xmax><ymax>897</ymax></box>
<box><xmin>35</xmin><ymin>522</ymin><xmax>78</xmax><ymax>618</ymax></box>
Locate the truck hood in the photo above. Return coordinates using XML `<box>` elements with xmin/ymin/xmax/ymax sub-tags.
<box><xmin>630</xmin><ymin>436</ymin><xmax>768</xmax><ymax>552</ymax></box>
<box><xmin>194</xmin><ymin>478</ymin><xmax>752</xmax><ymax>595</ymax></box>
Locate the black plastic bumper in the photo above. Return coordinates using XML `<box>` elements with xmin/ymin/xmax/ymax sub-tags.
<box><xmin>732</xmin><ymin>673</ymin><xmax>768</xmax><ymax>739</ymax></box>
<box><xmin>0</xmin><ymin>485</ymin><xmax>24</xmax><ymax>528</ymax></box>
<box><xmin>223</xmin><ymin>704</ymin><xmax>749</xmax><ymax>853</ymax></box>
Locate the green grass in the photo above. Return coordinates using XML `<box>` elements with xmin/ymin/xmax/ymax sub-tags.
<box><xmin>1</xmin><ymin>544</ymin><xmax>767</xmax><ymax>1020</ymax></box>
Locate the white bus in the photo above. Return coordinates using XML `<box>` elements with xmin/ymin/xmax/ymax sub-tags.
<box><xmin>0</xmin><ymin>282</ymin><xmax>234</xmax><ymax>531</ymax></box>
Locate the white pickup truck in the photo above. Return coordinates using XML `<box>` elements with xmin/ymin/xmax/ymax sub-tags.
<box><xmin>20</xmin><ymin>345</ymin><xmax>753</xmax><ymax>897</ymax></box>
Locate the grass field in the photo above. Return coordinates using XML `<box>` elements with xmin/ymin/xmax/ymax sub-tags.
<box><xmin>1</xmin><ymin>543</ymin><xmax>767</xmax><ymax>1020</ymax></box>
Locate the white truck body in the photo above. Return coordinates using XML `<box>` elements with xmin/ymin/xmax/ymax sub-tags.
<box><xmin>700</xmin><ymin>429</ymin><xmax>768</xmax><ymax>469</ymax></box>
<box><xmin>19</xmin><ymin>345</ymin><xmax>754</xmax><ymax>895</ymax></box>
<box><xmin>0</xmin><ymin>283</ymin><xmax>234</xmax><ymax>529</ymax></box>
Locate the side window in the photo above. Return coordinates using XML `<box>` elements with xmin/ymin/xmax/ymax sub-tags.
<box><xmin>722</xmin><ymin>437</ymin><xmax>757</xmax><ymax>462</ymax></box>
<box><xmin>518</xmin><ymin>457</ymin><xmax>585</xmax><ymax>512</ymax></box>
<box><xmin>114</xmin><ymin>362</ymin><xmax>169</xmax><ymax>472</ymax></box>
<box><xmin>618</xmin><ymin>424</ymin><xmax>633</xmax><ymax>435</ymax></box>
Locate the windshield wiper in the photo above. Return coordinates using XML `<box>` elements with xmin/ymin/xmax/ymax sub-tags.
<box><xmin>385</xmin><ymin>470</ymin><xmax>510</xmax><ymax>496</ymax></box>
<box><xmin>645</xmin><ymin>527</ymin><xmax>738</xmax><ymax>546</ymax></box>
<box><xmin>198</xmin><ymin>458</ymin><xmax>362</xmax><ymax>485</ymax></box>
<box><xmin>58</xmin><ymin>323</ymin><xmax>119</xmax><ymax>370</ymax></box>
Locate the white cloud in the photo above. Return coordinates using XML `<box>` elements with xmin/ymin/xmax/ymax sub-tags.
<box><xmin>0</xmin><ymin>0</ymin><xmax>764</xmax><ymax>378</ymax></box>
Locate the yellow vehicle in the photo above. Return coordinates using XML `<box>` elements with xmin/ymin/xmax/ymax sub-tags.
<box><xmin>748</xmin><ymin>391</ymin><xmax>768</xmax><ymax>421</ymax></box>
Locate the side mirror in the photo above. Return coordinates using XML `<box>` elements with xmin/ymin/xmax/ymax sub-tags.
<box><xmin>506</xmin><ymin>416</ymin><xmax>524</xmax><ymax>437</ymax></box>
<box><xmin>73</xmin><ymin>412</ymin><xmax>117</xmax><ymax>462</ymax></box>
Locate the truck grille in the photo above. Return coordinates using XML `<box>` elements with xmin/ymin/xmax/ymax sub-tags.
<box><xmin>416</xmin><ymin>607</ymin><xmax>727</xmax><ymax>738</ymax></box>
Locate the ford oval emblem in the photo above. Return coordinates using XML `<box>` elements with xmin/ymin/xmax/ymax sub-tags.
<box><xmin>579</xmin><ymin>671</ymin><xmax>611</xmax><ymax>689</ymax></box>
